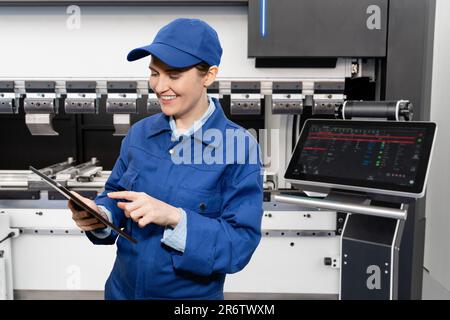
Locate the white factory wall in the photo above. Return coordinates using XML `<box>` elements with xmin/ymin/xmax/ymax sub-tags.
<box><xmin>423</xmin><ymin>0</ymin><xmax>450</xmax><ymax>299</ymax></box>
<box><xmin>0</xmin><ymin>5</ymin><xmax>349</xmax><ymax>80</ymax></box>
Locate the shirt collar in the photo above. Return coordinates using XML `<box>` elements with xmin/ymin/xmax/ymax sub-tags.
<box><xmin>169</xmin><ymin>96</ymin><xmax>215</xmax><ymax>141</ymax></box>
<box><xmin>145</xmin><ymin>97</ymin><xmax>227</xmax><ymax>148</ymax></box>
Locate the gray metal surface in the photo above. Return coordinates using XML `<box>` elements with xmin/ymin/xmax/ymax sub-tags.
<box><xmin>19</xmin><ymin>228</ymin><xmax>85</xmax><ymax>235</ymax></box>
<box><xmin>65</xmin><ymin>97</ymin><xmax>97</xmax><ymax>114</ymax></box>
<box><xmin>0</xmin><ymin>95</ymin><xmax>15</xmax><ymax>114</ymax></box>
<box><xmin>385</xmin><ymin>0</ymin><xmax>436</xmax><ymax>300</ymax></box>
<box><xmin>112</xmin><ymin>114</ymin><xmax>131</xmax><ymax>136</ymax></box>
<box><xmin>24</xmin><ymin>98</ymin><xmax>55</xmax><ymax>114</ymax></box>
<box><xmin>0</xmin><ymin>0</ymin><xmax>248</xmax><ymax>4</ymax></box>
<box><xmin>12</xmin><ymin>290</ymin><xmax>337</xmax><ymax>300</ymax></box>
<box><xmin>14</xmin><ymin>290</ymin><xmax>104</xmax><ymax>300</ymax></box>
<box><xmin>249</xmin><ymin>0</ymin><xmax>388</xmax><ymax>58</ymax></box>
<box><xmin>24</xmin><ymin>114</ymin><xmax>59</xmax><ymax>136</ymax></box>
<box><xmin>224</xmin><ymin>292</ymin><xmax>338</xmax><ymax>300</ymax></box>
<box><xmin>274</xmin><ymin>194</ymin><xmax>407</xmax><ymax>220</ymax></box>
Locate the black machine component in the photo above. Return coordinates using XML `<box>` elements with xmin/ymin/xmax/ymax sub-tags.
<box><xmin>48</xmin><ymin>190</ymin><xmax>97</xmax><ymax>201</ymax></box>
<box><xmin>222</xmin><ymin>91</ymin><xmax>265</xmax><ymax>143</ymax></box>
<box><xmin>341</xmin><ymin>213</ymin><xmax>404</xmax><ymax>300</ymax></box>
<box><xmin>255</xmin><ymin>57</ymin><xmax>338</xmax><ymax>68</ymax></box>
<box><xmin>279</xmin><ymin>119</ymin><xmax>436</xmax><ymax>299</ymax></box>
<box><xmin>249</xmin><ymin>0</ymin><xmax>388</xmax><ymax>61</ymax></box>
<box><xmin>339</xmin><ymin>100</ymin><xmax>414</xmax><ymax>121</ymax></box>
<box><xmin>0</xmin><ymin>190</ymin><xmax>40</xmax><ymax>200</ymax></box>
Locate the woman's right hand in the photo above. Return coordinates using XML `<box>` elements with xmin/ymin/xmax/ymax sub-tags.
<box><xmin>68</xmin><ymin>191</ymin><xmax>107</xmax><ymax>231</ymax></box>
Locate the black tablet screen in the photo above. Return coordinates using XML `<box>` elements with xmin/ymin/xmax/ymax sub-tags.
<box><xmin>29</xmin><ymin>166</ymin><xmax>137</xmax><ymax>244</ymax></box>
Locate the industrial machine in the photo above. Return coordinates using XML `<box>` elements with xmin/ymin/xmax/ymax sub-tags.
<box><xmin>276</xmin><ymin>119</ymin><xmax>436</xmax><ymax>299</ymax></box>
<box><xmin>0</xmin><ymin>0</ymin><xmax>436</xmax><ymax>300</ymax></box>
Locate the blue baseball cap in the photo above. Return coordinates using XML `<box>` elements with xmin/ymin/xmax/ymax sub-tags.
<box><xmin>127</xmin><ymin>18</ymin><xmax>222</xmax><ymax>68</ymax></box>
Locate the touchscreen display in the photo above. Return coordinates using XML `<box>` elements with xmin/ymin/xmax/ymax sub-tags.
<box><xmin>285</xmin><ymin>120</ymin><xmax>436</xmax><ymax>196</ymax></box>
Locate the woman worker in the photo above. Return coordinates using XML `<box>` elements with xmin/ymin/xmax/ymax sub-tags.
<box><xmin>68</xmin><ymin>18</ymin><xmax>263</xmax><ymax>300</ymax></box>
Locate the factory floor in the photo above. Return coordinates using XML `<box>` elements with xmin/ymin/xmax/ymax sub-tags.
<box><xmin>12</xmin><ymin>269</ymin><xmax>449</xmax><ymax>300</ymax></box>
<box><xmin>13</xmin><ymin>290</ymin><xmax>338</xmax><ymax>300</ymax></box>
<box><xmin>422</xmin><ymin>270</ymin><xmax>450</xmax><ymax>300</ymax></box>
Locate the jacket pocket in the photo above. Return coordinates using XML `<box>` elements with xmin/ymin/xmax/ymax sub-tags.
<box><xmin>117</xmin><ymin>167</ymin><xmax>138</xmax><ymax>191</ymax></box>
<box><xmin>175</xmin><ymin>186</ymin><xmax>222</xmax><ymax>218</ymax></box>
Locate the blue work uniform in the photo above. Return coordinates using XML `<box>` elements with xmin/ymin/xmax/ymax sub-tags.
<box><xmin>85</xmin><ymin>97</ymin><xmax>263</xmax><ymax>300</ymax></box>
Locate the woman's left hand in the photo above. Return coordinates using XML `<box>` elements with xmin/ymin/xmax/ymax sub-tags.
<box><xmin>107</xmin><ymin>191</ymin><xmax>182</xmax><ymax>228</ymax></box>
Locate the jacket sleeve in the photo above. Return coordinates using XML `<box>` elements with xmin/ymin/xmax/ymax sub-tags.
<box><xmin>170</xmin><ymin>158</ymin><xmax>263</xmax><ymax>276</ymax></box>
<box><xmin>85</xmin><ymin>129</ymin><xmax>132</xmax><ymax>245</ymax></box>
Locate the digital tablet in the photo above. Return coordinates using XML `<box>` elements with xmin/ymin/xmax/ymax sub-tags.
<box><xmin>29</xmin><ymin>165</ymin><xmax>137</xmax><ymax>244</ymax></box>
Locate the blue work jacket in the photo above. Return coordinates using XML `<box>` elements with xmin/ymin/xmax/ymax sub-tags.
<box><xmin>86</xmin><ymin>98</ymin><xmax>263</xmax><ymax>300</ymax></box>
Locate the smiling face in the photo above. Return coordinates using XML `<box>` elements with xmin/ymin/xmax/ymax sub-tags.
<box><xmin>148</xmin><ymin>57</ymin><xmax>218</xmax><ymax>121</ymax></box>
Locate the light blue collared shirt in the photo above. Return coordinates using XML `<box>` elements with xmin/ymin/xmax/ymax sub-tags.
<box><xmin>169</xmin><ymin>96</ymin><xmax>216</xmax><ymax>140</ymax></box>
<box><xmin>91</xmin><ymin>96</ymin><xmax>216</xmax><ymax>253</ymax></box>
